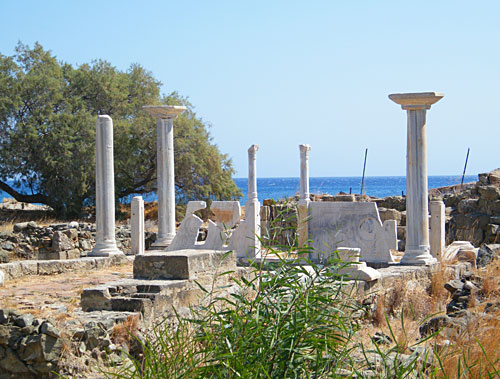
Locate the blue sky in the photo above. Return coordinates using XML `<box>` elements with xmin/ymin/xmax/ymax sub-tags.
<box><xmin>1</xmin><ymin>1</ymin><xmax>498</xmax><ymax>178</ymax></box>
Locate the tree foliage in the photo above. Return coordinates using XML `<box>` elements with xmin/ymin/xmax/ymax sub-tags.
<box><xmin>0</xmin><ymin>42</ymin><xmax>241</xmax><ymax>216</ymax></box>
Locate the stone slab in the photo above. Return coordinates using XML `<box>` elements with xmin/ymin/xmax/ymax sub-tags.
<box><xmin>0</xmin><ymin>256</ymin><xmax>131</xmax><ymax>282</ymax></box>
<box><xmin>308</xmin><ymin>202</ymin><xmax>396</xmax><ymax>263</ymax></box>
<box><xmin>133</xmin><ymin>249</ymin><xmax>236</xmax><ymax>280</ymax></box>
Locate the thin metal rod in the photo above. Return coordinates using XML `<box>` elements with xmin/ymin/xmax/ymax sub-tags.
<box><xmin>461</xmin><ymin>148</ymin><xmax>470</xmax><ymax>187</ymax></box>
<box><xmin>360</xmin><ymin>148</ymin><xmax>368</xmax><ymax>195</ymax></box>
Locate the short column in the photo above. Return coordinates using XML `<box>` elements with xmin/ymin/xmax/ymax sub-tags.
<box><xmin>90</xmin><ymin>115</ymin><xmax>123</xmax><ymax>257</ymax></box>
<box><xmin>143</xmin><ymin>105</ymin><xmax>186</xmax><ymax>250</ymax></box>
<box><xmin>298</xmin><ymin>144</ymin><xmax>311</xmax><ymax>247</ymax></box>
<box><xmin>131</xmin><ymin>196</ymin><xmax>145</xmax><ymax>255</ymax></box>
<box><xmin>389</xmin><ymin>92</ymin><xmax>443</xmax><ymax>265</ymax></box>
<box><xmin>430</xmin><ymin>199</ymin><xmax>445</xmax><ymax>259</ymax></box>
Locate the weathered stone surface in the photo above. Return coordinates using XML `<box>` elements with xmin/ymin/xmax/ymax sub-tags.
<box><xmin>13</xmin><ymin>222</ymin><xmax>36</xmax><ymax>233</ymax></box>
<box><xmin>307</xmin><ymin>202</ymin><xmax>396</xmax><ymax>263</ymax></box>
<box><xmin>375</xmin><ymin>196</ymin><xmax>406</xmax><ymax>212</ymax></box>
<box><xmin>1</xmin><ymin>242</ymin><xmax>14</xmax><ymax>251</ymax></box>
<box><xmin>13</xmin><ymin>314</ymin><xmax>33</xmax><ymax>328</ymax></box>
<box><xmin>134</xmin><ymin>250</ymin><xmax>236</xmax><ymax>281</ymax></box>
<box><xmin>0</xmin><ymin>262</ymin><xmax>22</xmax><ymax>280</ymax></box>
<box><xmin>39</xmin><ymin>322</ymin><xmax>59</xmax><ymax>338</ymax></box>
<box><xmin>444</xmin><ymin>279</ymin><xmax>464</xmax><ymax>294</ymax></box>
<box><xmin>167</xmin><ymin>201</ymin><xmax>206</xmax><ymax>252</ymax></box>
<box><xmin>64</xmin><ymin>228</ymin><xmax>78</xmax><ymax>241</ymax></box>
<box><xmin>477</xmin><ymin>244</ymin><xmax>500</xmax><ymax>268</ymax></box>
<box><xmin>52</xmin><ymin>231</ymin><xmax>74</xmax><ymax>252</ymax></box>
<box><xmin>457</xmin><ymin>199</ymin><xmax>478</xmax><ymax>214</ymax></box>
<box><xmin>442</xmin><ymin>241</ymin><xmax>475</xmax><ymax>262</ymax></box>
<box><xmin>0</xmin><ymin>347</ymin><xmax>30</xmax><ymax>373</ymax></box>
<box><xmin>478</xmin><ymin>185</ymin><xmax>500</xmax><ymax>201</ymax></box>
<box><xmin>419</xmin><ymin>315</ymin><xmax>452</xmax><ymax>337</ymax></box>
<box><xmin>81</xmin><ymin>287</ymin><xmax>112</xmax><ymax>312</ymax></box>
<box><xmin>378</xmin><ymin>208</ymin><xmax>402</xmax><ymax>223</ymax></box>
<box><xmin>111</xmin><ymin>297</ymin><xmax>152</xmax><ymax>318</ymax></box>
<box><xmin>18</xmin><ymin>261</ymin><xmax>37</xmax><ymax>276</ymax></box>
<box><xmin>334</xmin><ymin>247</ymin><xmax>382</xmax><ymax>282</ymax></box>
<box><xmin>0</xmin><ymin>249</ymin><xmax>10</xmax><ymax>263</ymax></box>
<box><xmin>37</xmin><ymin>261</ymin><xmax>64</xmax><ymax>275</ymax></box>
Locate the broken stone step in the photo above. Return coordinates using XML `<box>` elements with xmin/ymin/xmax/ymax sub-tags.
<box><xmin>81</xmin><ymin>279</ymin><xmax>195</xmax><ymax>313</ymax></box>
<box><xmin>110</xmin><ymin>297</ymin><xmax>152</xmax><ymax>317</ymax></box>
<box><xmin>133</xmin><ymin>293</ymin><xmax>157</xmax><ymax>300</ymax></box>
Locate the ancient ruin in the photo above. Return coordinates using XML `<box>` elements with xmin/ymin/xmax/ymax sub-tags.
<box><xmin>2</xmin><ymin>92</ymin><xmax>500</xmax><ymax>377</ymax></box>
<box><xmin>143</xmin><ymin>105</ymin><xmax>186</xmax><ymax>249</ymax></box>
<box><xmin>89</xmin><ymin>115</ymin><xmax>123</xmax><ymax>257</ymax></box>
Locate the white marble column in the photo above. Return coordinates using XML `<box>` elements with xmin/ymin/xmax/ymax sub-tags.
<box><xmin>90</xmin><ymin>115</ymin><xmax>123</xmax><ymax>257</ymax></box>
<box><xmin>298</xmin><ymin>144</ymin><xmax>311</xmax><ymax>247</ymax></box>
<box><xmin>242</xmin><ymin>145</ymin><xmax>261</xmax><ymax>258</ymax></box>
<box><xmin>248</xmin><ymin>144</ymin><xmax>259</xmax><ymax>202</ymax></box>
<box><xmin>389</xmin><ymin>92</ymin><xmax>443</xmax><ymax>265</ymax></box>
<box><xmin>143</xmin><ymin>105</ymin><xmax>186</xmax><ymax>249</ymax></box>
<box><xmin>430</xmin><ymin>199</ymin><xmax>445</xmax><ymax>259</ymax></box>
<box><xmin>131</xmin><ymin>196</ymin><xmax>145</xmax><ymax>255</ymax></box>
<box><xmin>299</xmin><ymin>144</ymin><xmax>311</xmax><ymax>201</ymax></box>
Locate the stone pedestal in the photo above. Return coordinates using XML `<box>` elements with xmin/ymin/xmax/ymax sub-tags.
<box><xmin>389</xmin><ymin>92</ymin><xmax>443</xmax><ymax>265</ymax></box>
<box><xmin>89</xmin><ymin>115</ymin><xmax>123</xmax><ymax>257</ymax></box>
<box><xmin>131</xmin><ymin>196</ymin><xmax>145</xmax><ymax>255</ymax></box>
<box><xmin>430</xmin><ymin>199</ymin><xmax>445</xmax><ymax>259</ymax></box>
<box><xmin>298</xmin><ymin>144</ymin><xmax>311</xmax><ymax>247</ymax></box>
<box><xmin>143</xmin><ymin>105</ymin><xmax>186</xmax><ymax>249</ymax></box>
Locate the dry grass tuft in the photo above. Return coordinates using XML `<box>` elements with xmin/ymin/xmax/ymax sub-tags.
<box><xmin>373</xmin><ymin>294</ymin><xmax>385</xmax><ymax>327</ymax></box>
<box><xmin>477</xmin><ymin>260</ymin><xmax>500</xmax><ymax>301</ymax></box>
<box><xmin>111</xmin><ymin>314</ymin><xmax>141</xmax><ymax>349</ymax></box>
<box><xmin>385</xmin><ymin>279</ymin><xmax>406</xmax><ymax>317</ymax></box>
<box><xmin>438</xmin><ymin>312</ymin><xmax>500</xmax><ymax>377</ymax></box>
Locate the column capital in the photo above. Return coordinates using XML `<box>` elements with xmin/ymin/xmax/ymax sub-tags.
<box><xmin>299</xmin><ymin>144</ymin><xmax>311</xmax><ymax>153</ymax></box>
<box><xmin>389</xmin><ymin>92</ymin><xmax>444</xmax><ymax>110</ymax></box>
<box><xmin>248</xmin><ymin>144</ymin><xmax>259</xmax><ymax>154</ymax></box>
<box><xmin>143</xmin><ymin>105</ymin><xmax>187</xmax><ymax>119</ymax></box>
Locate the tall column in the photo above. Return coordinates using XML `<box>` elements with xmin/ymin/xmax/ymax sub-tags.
<box><xmin>430</xmin><ymin>199</ymin><xmax>446</xmax><ymax>259</ymax></box>
<box><xmin>131</xmin><ymin>196</ymin><xmax>145</xmax><ymax>255</ymax></box>
<box><xmin>90</xmin><ymin>115</ymin><xmax>123</xmax><ymax>256</ymax></box>
<box><xmin>298</xmin><ymin>144</ymin><xmax>311</xmax><ymax>247</ymax></box>
<box><xmin>389</xmin><ymin>92</ymin><xmax>444</xmax><ymax>265</ymax></box>
<box><xmin>242</xmin><ymin>144</ymin><xmax>261</xmax><ymax>258</ymax></box>
<box><xmin>143</xmin><ymin>105</ymin><xmax>186</xmax><ymax>249</ymax></box>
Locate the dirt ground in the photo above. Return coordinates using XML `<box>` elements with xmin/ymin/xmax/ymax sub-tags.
<box><xmin>0</xmin><ymin>262</ymin><xmax>133</xmax><ymax>323</ymax></box>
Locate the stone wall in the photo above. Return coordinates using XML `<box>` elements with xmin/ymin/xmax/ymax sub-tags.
<box><xmin>0</xmin><ymin>309</ymin><xmax>62</xmax><ymax>377</ymax></box>
<box><xmin>0</xmin><ymin>222</ymin><xmax>157</xmax><ymax>263</ymax></box>
<box><xmin>440</xmin><ymin>170</ymin><xmax>500</xmax><ymax>247</ymax></box>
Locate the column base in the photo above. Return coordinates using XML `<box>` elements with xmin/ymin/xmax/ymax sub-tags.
<box><xmin>151</xmin><ymin>236</ymin><xmax>175</xmax><ymax>250</ymax></box>
<box><xmin>88</xmin><ymin>242</ymin><xmax>123</xmax><ymax>257</ymax></box>
<box><xmin>400</xmin><ymin>249</ymin><xmax>437</xmax><ymax>265</ymax></box>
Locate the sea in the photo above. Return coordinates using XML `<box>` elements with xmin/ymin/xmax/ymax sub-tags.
<box><xmin>233</xmin><ymin>175</ymin><xmax>477</xmax><ymax>204</ymax></box>
<box><xmin>0</xmin><ymin>175</ymin><xmax>477</xmax><ymax>205</ymax></box>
